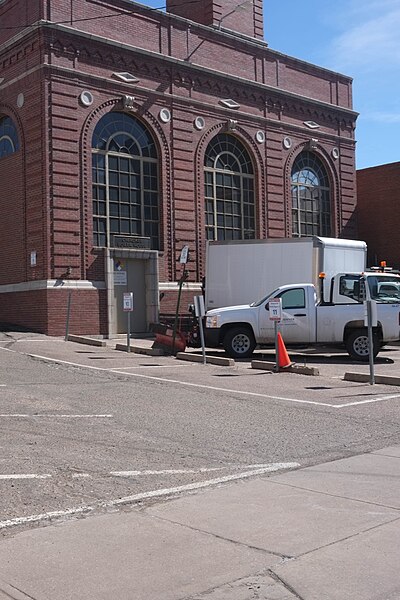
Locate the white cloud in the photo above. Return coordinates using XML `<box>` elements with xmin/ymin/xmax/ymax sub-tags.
<box><xmin>328</xmin><ymin>4</ymin><xmax>400</xmax><ymax>71</ymax></box>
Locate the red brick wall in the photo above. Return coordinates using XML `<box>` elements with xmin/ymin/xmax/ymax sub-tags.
<box><xmin>46</xmin><ymin>288</ymin><xmax>107</xmax><ymax>336</ymax></box>
<box><xmin>356</xmin><ymin>162</ymin><xmax>400</xmax><ymax>268</ymax></box>
<box><xmin>0</xmin><ymin>0</ymin><xmax>44</xmax><ymax>45</ymax></box>
<box><xmin>0</xmin><ymin>43</ymin><xmax>48</xmax><ymax>283</ymax></box>
<box><xmin>0</xmin><ymin>0</ymin><xmax>358</xmax><ymax>335</ymax></box>
<box><xmin>0</xmin><ymin>290</ymin><xmax>48</xmax><ymax>332</ymax></box>
<box><xmin>0</xmin><ymin>288</ymin><xmax>107</xmax><ymax>335</ymax></box>
<box><xmin>0</xmin><ymin>150</ymin><xmax>26</xmax><ymax>284</ymax></box>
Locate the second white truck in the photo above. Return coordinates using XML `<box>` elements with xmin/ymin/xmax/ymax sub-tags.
<box><xmin>204</xmin><ymin>270</ymin><xmax>400</xmax><ymax>360</ymax></box>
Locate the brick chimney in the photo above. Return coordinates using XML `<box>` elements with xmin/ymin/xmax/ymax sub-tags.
<box><xmin>166</xmin><ymin>0</ymin><xmax>264</xmax><ymax>40</ymax></box>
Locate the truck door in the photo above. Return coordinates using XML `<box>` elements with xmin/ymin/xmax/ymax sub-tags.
<box><xmin>259</xmin><ymin>287</ymin><xmax>312</xmax><ymax>344</ymax></box>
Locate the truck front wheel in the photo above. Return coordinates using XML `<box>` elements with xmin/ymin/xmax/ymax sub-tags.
<box><xmin>345</xmin><ymin>329</ymin><xmax>380</xmax><ymax>361</ymax></box>
<box><xmin>223</xmin><ymin>327</ymin><xmax>256</xmax><ymax>359</ymax></box>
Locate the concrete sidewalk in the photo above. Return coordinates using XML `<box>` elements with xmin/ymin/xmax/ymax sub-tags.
<box><xmin>1</xmin><ymin>447</ymin><xmax>400</xmax><ymax>600</ymax></box>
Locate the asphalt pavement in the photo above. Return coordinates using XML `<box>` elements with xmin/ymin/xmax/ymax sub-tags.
<box><xmin>0</xmin><ymin>445</ymin><xmax>399</xmax><ymax>600</ymax></box>
<box><xmin>0</xmin><ymin>332</ymin><xmax>399</xmax><ymax>599</ymax></box>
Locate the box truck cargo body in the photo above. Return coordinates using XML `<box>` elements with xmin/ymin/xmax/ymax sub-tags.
<box><xmin>205</xmin><ymin>237</ymin><xmax>367</xmax><ymax>310</ymax></box>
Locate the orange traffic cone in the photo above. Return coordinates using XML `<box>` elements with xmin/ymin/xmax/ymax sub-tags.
<box><xmin>277</xmin><ymin>332</ymin><xmax>292</xmax><ymax>368</ymax></box>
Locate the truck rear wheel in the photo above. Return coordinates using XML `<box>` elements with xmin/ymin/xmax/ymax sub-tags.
<box><xmin>223</xmin><ymin>327</ymin><xmax>256</xmax><ymax>359</ymax></box>
<box><xmin>345</xmin><ymin>329</ymin><xmax>380</xmax><ymax>361</ymax></box>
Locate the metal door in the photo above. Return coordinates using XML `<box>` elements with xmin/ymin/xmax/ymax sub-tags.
<box><xmin>114</xmin><ymin>258</ymin><xmax>147</xmax><ymax>334</ymax></box>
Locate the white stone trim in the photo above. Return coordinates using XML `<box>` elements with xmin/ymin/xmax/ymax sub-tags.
<box><xmin>159</xmin><ymin>282</ymin><xmax>202</xmax><ymax>291</ymax></box>
<box><xmin>0</xmin><ymin>280</ymin><xmax>106</xmax><ymax>294</ymax></box>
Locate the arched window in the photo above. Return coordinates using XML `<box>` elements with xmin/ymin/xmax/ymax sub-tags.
<box><xmin>0</xmin><ymin>116</ymin><xmax>19</xmax><ymax>158</ymax></box>
<box><xmin>92</xmin><ymin>112</ymin><xmax>159</xmax><ymax>249</ymax></box>
<box><xmin>291</xmin><ymin>151</ymin><xmax>331</xmax><ymax>237</ymax></box>
<box><xmin>204</xmin><ymin>134</ymin><xmax>255</xmax><ymax>241</ymax></box>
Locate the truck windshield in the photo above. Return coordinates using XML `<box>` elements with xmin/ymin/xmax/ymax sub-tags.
<box><xmin>251</xmin><ymin>289</ymin><xmax>279</xmax><ymax>307</ymax></box>
<box><xmin>368</xmin><ymin>276</ymin><xmax>400</xmax><ymax>303</ymax></box>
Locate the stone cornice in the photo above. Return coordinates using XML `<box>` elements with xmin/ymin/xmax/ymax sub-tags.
<box><xmin>46</xmin><ymin>64</ymin><xmax>358</xmax><ymax>135</ymax></box>
<box><xmin>1</xmin><ymin>20</ymin><xmax>357</xmax><ymax>119</ymax></box>
<box><xmin>45</xmin><ymin>23</ymin><xmax>357</xmax><ymax>116</ymax></box>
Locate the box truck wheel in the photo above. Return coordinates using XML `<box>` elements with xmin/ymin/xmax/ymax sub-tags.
<box><xmin>345</xmin><ymin>328</ymin><xmax>380</xmax><ymax>361</ymax></box>
<box><xmin>223</xmin><ymin>327</ymin><xmax>256</xmax><ymax>359</ymax></box>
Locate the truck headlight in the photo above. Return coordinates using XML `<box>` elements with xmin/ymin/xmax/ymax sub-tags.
<box><xmin>206</xmin><ymin>315</ymin><xmax>220</xmax><ymax>328</ymax></box>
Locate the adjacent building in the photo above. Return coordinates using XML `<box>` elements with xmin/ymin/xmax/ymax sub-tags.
<box><xmin>0</xmin><ymin>0</ymin><xmax>358</xmax><ymax>336</ymax></box>
<box><xmin>356</xmin><ymin>162</ymin><xmax>400</xmax><ymax>268</ymax></box>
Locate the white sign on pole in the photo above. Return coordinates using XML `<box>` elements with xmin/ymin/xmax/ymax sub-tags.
<box><xmin>179</xmin><ymin>245</ymin><xmax>189</xmax><ymax>264</ymax></box>
<box><xmin>193</xmin><ymin>295</ymin><xmax>206</xmax><ymax>364</ymax></box>
<box><xmin>194</xmin><ymin>295</ymin><xmax>205</xmax><ymax>318</ymax></box>
<box><xmin>123</xmin><ymin>292</ymin><xmax>134</xmax><ymax>312</ymax></box>
<box><xmin>269</xmin><ymin>298</ymin><xmax>282</xmax><ymax>321</ymax></box>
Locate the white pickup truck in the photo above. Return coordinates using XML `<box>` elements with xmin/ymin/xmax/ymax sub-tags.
<box><xmin>204</xmin><ymin>272</ymin><xmax>400</xmax><ymax>360</ymax></box>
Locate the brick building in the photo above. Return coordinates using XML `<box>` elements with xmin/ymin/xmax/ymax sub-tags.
<box><xmin>0</xmin><ymin>0</ymin><xmax>358</xmax><ymax>336</ymax></box>
<box><xmin>356</xmin><ymin>162</ymin><xmax>400</xmax><ymax>268</ymax></box>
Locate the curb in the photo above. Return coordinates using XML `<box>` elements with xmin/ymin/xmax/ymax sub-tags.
<box><xmin>115</xmin><ymin>344</ymin><xmax>165</xmax><ymax>356</ymax></box>
<box><xmin>67</xmin><ymin>335</ymin><xmax>106</xmax><ymax>347</ymax></box>
<box><xmin>251</xmin><ymin>360</ymin><xmax>319</xmax><ymax>376</ymax></box>
<box><xmin>344</xmin><ymin>372</ymin><xmax>400</xmax><ymax>386</ymax></box>
<box><xmin>176</xmin><ymin>352</ymin><xmax>235</xmax><ymax>367</ymax></box>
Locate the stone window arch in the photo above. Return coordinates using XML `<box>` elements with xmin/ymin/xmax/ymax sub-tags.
<box><xmin>204</xmin><ymin>133</ymin><xmax>255</xmax><ymax>241</ymax></box>
<box><xmin>91</xmin><ymin>112</ymin><xmax>160</xmax><ymax>249</ymax></box>
<box><xmin>0</xmin><ymin>116</ymin><xmax>20</xmax><ymax>158</ymax></box>
<box><xmin>291</xmin><ymin>151</ymin><xmax>331</xmax><ymax>237</ymax></box>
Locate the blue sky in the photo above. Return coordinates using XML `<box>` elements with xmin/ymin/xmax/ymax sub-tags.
<box><xmin>264</xmin><ymin>0</ymin><xmax>399</xmax><ymax>169</ymax></box>
<box><xmin>144</xmin><ymin>0</ymin><xmax>399</xmax><ymax>169</ymax></box>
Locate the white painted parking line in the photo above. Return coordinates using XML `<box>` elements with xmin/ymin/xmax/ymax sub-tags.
<box><xmin>110</xmin><ymin>463</ymin><xmax>282</xmax><ymax>477</ymax></box>
<box><xmin>0</xmin><ymin>414</ymin><xmax>113</xmax><ymax>418</ymax></box>
<box><xmin>111</xmin><ymin>469</ymin><xmax>218</xmax><ymax>477</ymax></box>
<box><xmin>0</xmin><ymin>462</ymin><xmax>299</xmax><ymax>530</ymax></box>
<box><xmin>0</xmin><ymin>507</ymin><xmax>93</xmax><ymax>529</ymax></box>
<box><xmin>0</xmin><ymin>474</ymin><xmax>51</xmax><ymax>480</ymax></box>
<box><xmin>14</xmin><ymin>338</ymin><xmax>65</xmax><ymax>343</ymax></box>
<box><xmin>2</xmin><ymin>348</ymin><xmax>399</xmax><ymax>409</ymax></box>
<box><xmin>0</xmin><ymin>464</ymin><xmax>301</xmax><ymax>482</ymax></box>
<box><xmin>0</xmin><ymin>339</ymin><xmax>62</xmax><ymax>343</ymax></box>
<box><xmin>18</xmin><ymin>353</ymin><xmax>335</xmax><ymax>407</ymax></box>
<box><xmin>335</xmin><ymin>393</ymin><xmax>400</xmax><ymax>408</ymax></box>
<box><xmin>109</xmin><ymin>365</ymin><xmax>186</xmax><ymax>370</ymax></box>
<box><xmin>108</xmin><ymin>463</ymin><xmax>300</xmax><ymax>507</ymax></box>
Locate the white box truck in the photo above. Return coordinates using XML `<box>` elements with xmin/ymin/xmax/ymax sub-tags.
<box><xmin>205</xmin><ymin>237</ymin><xmax>367</xmax><ymax>310</ymax></box>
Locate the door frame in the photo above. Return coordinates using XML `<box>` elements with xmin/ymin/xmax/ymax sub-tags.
<box><xmin>105</xmin><ymin>248</ymin><xmax>159</xmax><ymax>338</ymax></box>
